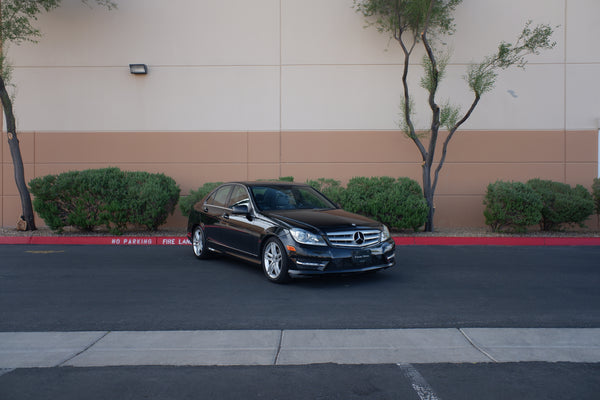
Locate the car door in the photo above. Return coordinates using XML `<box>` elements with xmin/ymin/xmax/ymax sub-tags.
<box><xmin>202</xmin><ymin>185</ymin><xmax>233</xmax><ymax>249</ymax></box>
<box><xmin>219</xmin><ymin>184</ymin><xmax>263</xmax><ymax>258</ymax></box>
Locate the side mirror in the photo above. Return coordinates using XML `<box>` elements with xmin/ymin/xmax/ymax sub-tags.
<box><xmin>231</xmin><ymin>205</ymin><xmax>250</xmax><ymax>215</ymax></box>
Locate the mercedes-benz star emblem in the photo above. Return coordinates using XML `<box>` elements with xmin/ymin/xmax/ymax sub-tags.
<box><xmin>353</xmin><ymin>231</ymin><xmax>365</xmax><ymax>245</ymax></box>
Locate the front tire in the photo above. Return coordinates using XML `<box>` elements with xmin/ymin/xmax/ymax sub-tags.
<box><xmin>192</xmin><ymin>226</ymin><xmax>211</xmax><ymax>259</ymax></box>
<box><xmin>262</xmin><ymin>238</ymin><xmax>290</xmax><ymax>283</ymax></box>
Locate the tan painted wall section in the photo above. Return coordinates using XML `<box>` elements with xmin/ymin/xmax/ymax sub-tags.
<box><xmin>1</xmin><ymin>130</ymin><xmax>598</xmax><ymax>229</ymax></box>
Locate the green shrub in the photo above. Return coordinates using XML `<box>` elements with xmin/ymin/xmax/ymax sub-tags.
<box><xmin>29</xmin><ymin>168</ymin><xmax>180</xmax><ymax>234</ymax></box>
<box><xmin>483</xmin><ymin>180</ymin><xmax>543</xmax><ymax>233</ymax></box>
<box><xmin>307</xmin><ymin>178</ymin><xmax>345</xmax><ymax>205</ymax></box>
<box><xmin>342</xmin><ymin>176</ymin><xmax>428</xmax><ymax>231</ymax></box>
<box><xmin>29</xmin><ymin>168</ymin><xmax>125</xmax><ymax>232</ymax></box>
<box><xmin>182</xmin><ymin>176</ymin><xmax>429</xmax><ymax>231</ymax></box>
<box><xmin>527</xmin><ymin>178</ymin><xmax>594</xmax><ymax>231</ymax></box>
<box><xmin>179</xmin><ymin>182</ymin><xmax>223</xmax><ymax>217</ymax></box>
<box><xmin>592</xmin><ymin>178</ymin><xmax>600</xmax><ymax>216</ymax></box>
<box><xmin>125</xmin><ymin>171</ymin><xmax>181</xmax><ymax>231</ymax></box>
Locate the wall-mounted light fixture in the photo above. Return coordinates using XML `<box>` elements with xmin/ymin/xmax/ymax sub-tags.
<box><xmin>129</xmin><ymin>64</ymin><xmax>148</xmax><ymax>75</ymax></box>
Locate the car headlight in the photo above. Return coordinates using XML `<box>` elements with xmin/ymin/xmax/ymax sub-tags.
<box><xmin>290</xmin><ymin>228</ymin><xmax>327</xmax><ymax>246</ymax></box>
<box><xmin>380</xmin><ymin>225</ymin><xmax>391</xmax><ymax>242</ymax></box>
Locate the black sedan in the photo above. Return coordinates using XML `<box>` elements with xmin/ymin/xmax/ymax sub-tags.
<box><xmin>186</xmin><ymin>182</ymin><xmax>396</xmax><ymax>282</ymax></box>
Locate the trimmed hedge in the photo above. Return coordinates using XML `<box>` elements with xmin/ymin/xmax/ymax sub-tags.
<box><xmin>341</xmin><ymin>177</ymin><xmax>428</xmax><ymax>231</ymax></box>
<box><xmin>527</xmin><ymin>178</ymin><xmax>594</xmax><ymax>231</ymax></box>
<box><xmin>306</xmin><ymin>176</ymin><xmax>428</xmax><ymax>231</ymax></box>
<box><xmin>183</xmin><ymin>176</ymin><xmax>428</xmax><ymax>231</ymax></box>
<box><xmin>484</xmin><ymin>179</ymin><xmax>595</xmax><ymax>232</ymax></box>
<box><xmin>592</xmin><ymin>178</ymin><xmax>600</xmax><ymax>216</ymax></box>
<box><xmin>306</xmin><ymin>178</ymin><xmax>345</xmax><ymax>205</ymax></box>
<box><xmin>29</xmin><ymin>168</ymin><xmax>180</xmax><ymax>234</ymax></box>
<box><xmin>483</xmin><ymin>181</ymin><xmax>543</xmax><ymax>233</ymax></box>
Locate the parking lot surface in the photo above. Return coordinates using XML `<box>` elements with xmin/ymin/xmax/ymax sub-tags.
<box><xmin>1</xmin><ymin>244</ymin><xmax>599</xmax><ymax>399</ymax></box>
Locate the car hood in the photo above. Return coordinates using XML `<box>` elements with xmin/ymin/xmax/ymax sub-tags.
<box><xmin>262</xmin><ymin>209</ymin><xmax>382</xmax><ymax>233</ymax></box>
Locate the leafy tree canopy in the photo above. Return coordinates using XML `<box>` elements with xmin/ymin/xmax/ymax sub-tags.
<box><xmin>354</xmin><ymin>0</ymin><xmax>462</xmax><ymax>43</ymax></box>
<box><xmin>354</xmin><ymin>0</ymin><xmax>556</xmax><ymax>232</ymax></box>
<box><xmin>1</xmin><ymin>0</ymin><xmax>116</xmax><ymax>44</ymax></box>
<box><xmin>0</xmin><ymin>0</ymin><xmax>117</xmax><ymax>231</ymax></box>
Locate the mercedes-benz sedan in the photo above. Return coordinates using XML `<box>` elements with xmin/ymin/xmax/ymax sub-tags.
<box><xmin>186</xmin><ymin>182</ymin><xmax>396</xmax><ymax>283</ymax></box>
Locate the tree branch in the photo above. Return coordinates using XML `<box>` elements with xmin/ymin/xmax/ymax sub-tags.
<box><xmin>421</xmin><ymin>1</ymin><xmax>440</xmax><ymax>169</ymax></box>
<box><xmin>432</xmin><ymin>93</ymin><xmax>481</xmax><ymax>194</ymax></box>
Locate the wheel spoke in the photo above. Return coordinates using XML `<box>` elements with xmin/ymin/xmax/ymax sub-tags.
<box><xmin>265</xmin><ymin>242</ymin><xmax>282</xmax><ymax>278</ymax></box>
<box><xmin>193</xmin><ymin>229</ymin><xmax>204</xmax><ymax>256</ymax></box>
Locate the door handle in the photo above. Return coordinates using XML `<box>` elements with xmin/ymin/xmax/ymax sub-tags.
<box><xmin>222</xmin><ymin>213</ymin><xmax>230</xmax><ymax>220</ymax></box>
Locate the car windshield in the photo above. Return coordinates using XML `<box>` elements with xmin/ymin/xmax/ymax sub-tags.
<box><xmin>250</xmin><ymin>185</ymin><xmax>337</xmax><ymax>211</ymax></box>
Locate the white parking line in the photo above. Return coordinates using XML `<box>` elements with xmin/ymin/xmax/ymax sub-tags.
<box><xmin>397</xmin><ymin>363</ymin><xmax>441</xmax><ymax>400</ymax></box>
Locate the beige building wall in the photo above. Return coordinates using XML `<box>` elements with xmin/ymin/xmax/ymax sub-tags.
<box><xmin>2</xmin><ymin>0</ymin><xmax>599</xmax><ymax>229</ymax></box>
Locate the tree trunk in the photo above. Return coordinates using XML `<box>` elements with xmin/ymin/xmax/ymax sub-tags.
<box><xmin>0</xmin><ymin>74</ymin><xmax>36</xmax><ymax>230</ymax></box>
<box><xmin>422</xmin><ymin>162</ymin><xmax>435</xmax><ymax>232</ymax></box>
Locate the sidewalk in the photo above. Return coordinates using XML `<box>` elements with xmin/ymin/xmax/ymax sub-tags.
<box><xmin>2</xmin><ymin>328</ymin><xmax>599</xmax><ymax>369</ymax></box>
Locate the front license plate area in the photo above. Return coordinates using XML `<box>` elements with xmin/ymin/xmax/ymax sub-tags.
<box><xmin>352</xmin><ymin>249</ymin><xmax>372</xmax><ymax>265</ymax></box>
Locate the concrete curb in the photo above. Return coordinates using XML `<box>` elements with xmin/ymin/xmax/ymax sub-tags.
<box><xmin>1</xmin><ymin>236</ymin><xmax>599</xmax><ymax>246</ymax></box>
<box><xmin>0</xmin><ymin>236</ymin><xmax>191</xmax><ymax>246</ymax></box>
<box><xmin>1</xmin><ymin>328</ymin><xmax>599</xmax><ymax>368</ymax></box>
<box><xmin>393</xmin><ymin>236</ymin><xmax>600</xmax><ymax>246</ymax></box>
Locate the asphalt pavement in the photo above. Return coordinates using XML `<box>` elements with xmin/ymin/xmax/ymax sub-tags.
<box><xmin>1</xmin><ymin>245</ymin><xmax>599</xmax><ymax>366</ymax></box>
<box><xmin>1</xmin><ymin>244</ymin><xmax>599</xmax><ymax>399</ymax></box>
<box><xmin>2</xmin><ymin>245</ymin><xmax>599</xmax><ymax>331</ymax></box>
<box><xmin>1</xmin><ymin>363</ymin><xmax>597</xmax><ymax>400</ymax></box>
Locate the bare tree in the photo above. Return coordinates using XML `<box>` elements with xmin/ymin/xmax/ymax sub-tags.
<box><xmin>354</xmin><ymin>0</ymin><xmax>556</xmax><ymax>231</ymax></box>
<box><xmin>0</xmin><ymin>0</ymin><xmax>116</xmax><ymax>230</ymax></box>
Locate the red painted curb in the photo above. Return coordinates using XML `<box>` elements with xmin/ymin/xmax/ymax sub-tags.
<box><xmin>0</xmin><ymin>236</ymin><xmax>599</xmax><ymax>246</ymax></box>
<box><xmin>394</xmin><ymin>236</ymin><xmax>600</xmax><ymax>246</ymax></box>
<box><xmin>0</xmin><ymin>236</ymin><xmax>191</xmax><ymax>246</ymax></box>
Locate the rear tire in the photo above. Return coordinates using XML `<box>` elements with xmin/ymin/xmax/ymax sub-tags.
<box><xmin>192</xmin><ymin>226</ymin><xmax>211</xmax><ymax>259</ymax></box>
<box><xmin>262</xmin><ymin>238</ymin><xmax>290</xmax><ymax>283</ymax></box>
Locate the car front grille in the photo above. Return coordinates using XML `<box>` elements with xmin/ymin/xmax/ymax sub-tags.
<box><xmin>326</xmin><ymin>230</ymin><xmax>381</xmax><ymax>248</ymax></box>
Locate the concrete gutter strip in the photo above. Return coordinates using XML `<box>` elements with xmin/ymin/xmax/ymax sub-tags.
<box><xmin>1</xmin><ymin>329</ymin><xmax>599</xmax><ymax>368</ymax></box>
<box><xmin>0</xmin><ymin>236</ymin><xmax>599</xmax><ymax>246</ymax></box>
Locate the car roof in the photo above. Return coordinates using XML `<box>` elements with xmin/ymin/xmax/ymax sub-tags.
<box><xmin>232</xmin><ymin>181</ymin><xmax>310</xmax><ymax>187</ymax></box>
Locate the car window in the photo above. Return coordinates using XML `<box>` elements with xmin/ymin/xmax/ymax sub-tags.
<box><xmin>251</xmin><ymin>185</ymin><xmax>335</xmax><ymax>211</ymax></box>
<box><xmin>228</xmin><ymin>185</ymin><xmax>250</xmax><ymax>208</ymax></box>
<box><xmin>207</xmin><ymin>185</ymin><xmax>232</xmax><ymax>208</ymax></box>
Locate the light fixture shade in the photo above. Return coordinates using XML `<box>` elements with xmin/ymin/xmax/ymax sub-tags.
<box><xmin>129</xmin><ymin>64</ymin><xmax>148</xmax><ymax>75</ymax></box>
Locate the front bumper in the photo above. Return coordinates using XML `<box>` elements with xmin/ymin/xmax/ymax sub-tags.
<box><xmin>284</xmin><ymin>238</ymin><xmax>396</xmax><ymax>277</ymax></box>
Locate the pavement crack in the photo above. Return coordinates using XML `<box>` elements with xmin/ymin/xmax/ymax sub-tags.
<box><xmin>458</xmin><ymin>328</ymin><xmax>498</xmax><ymax>363</ymax></box>
<box><xmin>274</xmin><ymin>330</ymin><xmax>284</xmax><ymax>365</ymax></box>
<box><xmin>56</xmin><ymin>331</ymin><xmax>111</xmax><ymax>367</ymax></box>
